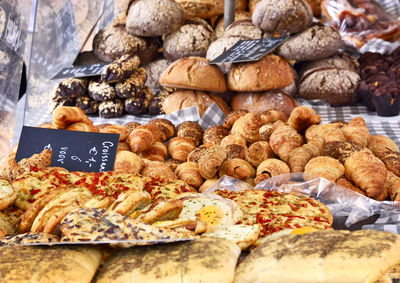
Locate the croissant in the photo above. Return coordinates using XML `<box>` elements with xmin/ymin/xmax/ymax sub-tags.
<box><xmin>379</xmin><ymin>150</ymin><xmax>400</xmax><ymax>177</ymax></box>
<box><xmin>288</xmin><ymin>106</ymin><xmax>321</xmax><ymax>133</ymax></box>
<box><xmin>198</xmin><ymin>146</ymin><xmax>227</xmax><ymax>179</ymax></box>
<box><xmin>149</xmin><ymin>118</ymin><xmax>175</xmax><ymax>141</ymax></box>
<box><xmin>341</xmin><ymin>117</ymin><xmax>370</xmax><ymax>147</ymax></box>
<box><xmin>368</xmin><ymin>135</ymin><xmax>399</xmax><ymax>159</ymax></box>
<box><xmin>218</xmin><ymin>158</ymin><xmax>255</xmax><ymax>180</ymax></box>
<box><xmin>175</xmin><ymin>162</ymin><xmax>204</xmax><ymax>188</ymax></box>
<box><xmin>117</xmin><ymin>141</ymin><xmax>131</xmax><ymax>152</ymax></box>
<box><xmin>223</xmin><ymin>110</ymin><xmax>248</xmax><ymax>129</ymax></box>
<box><xmin>324</xmin><ymin>141</ymin><xmax>372</xmax><ymax>164</ymax></box>
<box><xmin>259</xmin><ymin>109</ymin><xmax>287</xmax><ymax>125</ymax></box>
<box><xmin>198</xmin><ymin>179</ymin><xmax>218</xmax><ymax>193</ymax></box>
<box><xmin>255</xmin><ymin>158</ymin><xmax>290</xmax><ymax>185</ymax></box>
<box><xmin>99</xmin><ymin>124</ymin><xmax>128</xmax><ymax>141</ymax></box>
<box><xmin>66</xmin><ymin>122</ymin><xmax>99</xmax><ymax>132</ymax></box>
<box><xmin>164</xmin><ymin>159</ymin><xmax>184</xmax><ymax>172</ymax></box>
<box><xmin>231</xmin><ymin>113</ymin><xmax>262</xmax><ymax>144</ymax></box>
<box><xmin>52</xmin><ymin>106</ymin><xmax>93</xmax><ymax>129</ymax></box>
<box><xmin>220</xmin><ymin>134</ymin><xmax>247</xmax><ymax>148</ymax></box>
<box><xmin>386</xmin><ymin>171</ymin><xmax>400</xmax><ymax>201</ymax></box>
<box><xmin>304</xmin><ymin>156</ymin><xmax>344</xmax><ymax>182</ymax></box>
<box><xmin>336</xmin><ymin>177</ymin><xmax>366</xmax><ymax>196</ymax></box>
<box><xmin>142</xmin><ymin>161</ymin><xmax>177</xmax><ymax>180</ymax></box>
<box><xmin>39</xmin><ymin>122</ymin><xmax>57</xmax><ymax>129</ymax></box>
<box><xmin>344</xmin><ymin>152</ymin><xmax>387</xmax><ymax>199</ymax></box>
<box><xmin>203</xmin><ymin>125</ymin><xmax>229</xmax><ymax>146</ymax></box>
<box><xmin>128</xmin><ymin>124</ymin><xmax>162</xmax><ymax>153</ymax></box>
<box><xmin>259</xmin><ymin>123</ymin><xmax>275</xmax><ymax>142</ymax></box>
<box><xmin>187</xmin><ymin>146</ymin><xmax>209</xmax><ymax>163</ymax></box>
<box><xmin>246</xmin><ymin>141</ymin><xmax>274</xmax><ymax>167</ymax></box>
<box><xmin>168</xmin><ymin>137</ymin><xmax>196</xmax><ymax>162</ymax></box>
<box><xmin>114</xmin><ymin>150</ymin><xmax>144</xmax><ymax>174</ymax></box>
<box><xmin>123</xmin><ymin>122</ymin><xmax>141</xmax><ymax>135</ymax></box>
<box><xmin>226</xmin><ymin>144</ymin><xmax>247</xmax><ymax>160</ymax></box>
<box><xmin>305</xmin><ymin>123</ymin><xmax>346</xmax><ymax>143</ymax></box>
<box><xmin>377</xmin><ymin>175</ymin><xmax>390</xmax><ymax>201</ymax></box>
<box><xmin>288</xmin><ymin>137</ymin><xmax>325</xmax><ymax>173</ymax></box>
<box><xmin>176</xmin><ymin>121</ymin><xmax>204</xmax><ymax>146</ymax></box>
<box><xmin>269</xmin><ymin>124</ymin><xmax>304</xmax><ymax>162</ymax></box>
<box><xmin>139</xmin><ymin>141</ymin><xmax>168</xmax><ymax>162</ymax></box>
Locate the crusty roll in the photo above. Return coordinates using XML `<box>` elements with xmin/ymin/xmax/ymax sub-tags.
<box><xmin>231</xmin><ymin>113</ymin><xmax>262</xmax><ymax>144</ymax></box>
<box><xmin>305</xmin><ymin>156</ymin><xmax>344</xmax><ymax>182</ymax></box>
<box><xmin>98</xmin><ymin>124</ymin><xmax>128</xmax><ymax>141</ymax></box>
<box><xmin>227</xmin><ymin>54</ymin><xmax>294</xmax><ymax>92</ymax></box>
<box><xmin>159</xmin><ymin>57</ymin><xmax>227</xmax><ymax>93</ymax></box>
<box><xmin>220</xmin><ymin>134</ymin><xmax>247</xmax><ymax>148</ymax></box>
<box><xmin>176</xmin><ymin>121</ymin><xmax>204</xmax><ymax>146</ymax></box>
<box><xmin>203</xmin><ymin>125</ymin><xmax>229</xmax><ymax>146</ymax></box>
<box><xmin>175</xmin><ymin>162</ymin><xmax>204</xmax><ymax>188</ymax></box>
<box><xmin>168</xmin><ymin>137</ymin><xmax>197</xmax><ymax>162</ymax></box>
<box><xmin>226</xmin><ymin>144</ymin><xmax>247</xmax><ymax>160</ymax></box>
<box><xmin>128</xmin><ymin>124</ymin><xmax>162</xmax><ymax>153</ymax></box>
<box><xmin>219</xmin><ymin>158</ymin><xmax>255</xmax><ymax>180</ymax></box>
<box><xmin>259</xmin><ymin>123</ymin><xmax>274</xmax><ymax>142</ymax></box>
<box><xmin>114</xmin><ymin>151</ymin><xmax>144</xmax><ymax>174</ymax></box>
<box><xmin>223</xmin><ymin>110</ymin><xmax>248</xmax><ymax>129</ymax></box>
<box><xmin>139</xmin><ymin>141</ymin><xmax>168</xmax><ymax>162</ymax></box>
<box><xmin>198</xmin><ymin>146</ymin><xmax>227</xmax><ymax>179</ymax></box>
<box><xmin>187</xmin><ymin>146</ymin><xmax>210</xmax><ymax>163</ymax></box>
<box><xmin>230</xmin><ymin>91</ymin><xmax>297</xmax><ymax>118</ymax></box>
<box><xmin>52</xmin><ymin>106</ymin><xmax>93</xmax><ymax>129</ymax></box>
<box><xmin>148</xmin><ymin>118</ymin><xmax>176</xmax><ymax>141</ymax></box>
<box><xmin>246</xmin><ymin>141</ymin><xmax>274</xmax><ymax>167</ymax></box>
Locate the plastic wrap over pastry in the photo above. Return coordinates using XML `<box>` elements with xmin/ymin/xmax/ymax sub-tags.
<box><xmin>205</xmin><ymin>174</ymin><xmax>400</xmax><ymax>227</ymax></box>
<box><xmin>321</xmin><ymin>0</ymin><xmax>400</xmax><ymax>49</ymax></box>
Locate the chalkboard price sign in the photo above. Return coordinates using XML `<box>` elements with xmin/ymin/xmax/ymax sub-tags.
<box><xmin>209</xmin><ymin>36</ymin><xmax>289</xmax><ymax>64</ymax></box>
<box><xmin>15</xmin><ymin>126</ymin><xmax>120</xmax><ymax>172</ymax></box>
<box><xmin>52</xmin><ymin>63</ymin><xmax>108</xmax><ymax>79</ymax></box>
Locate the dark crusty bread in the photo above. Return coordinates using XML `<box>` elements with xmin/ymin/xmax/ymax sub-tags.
<box><xmin>126</xmin><ymin>0</ymin><xmax>184</xmax><ymax>37</ymax></box>
<box><xmin>298</xmin><ymin>54</ymin><xmax>360</xmax><ymax>106</ymax></box>
<box><xmin>144</xmin><ymin>58</ymin><xmax>171</xmax><ymax>89</ymax></box>
<box><xmin>223</xmin><ymin>19</ymin><xmax>263</xmax><ymax>39</ymax></box>
<box><xmin>163</xmin><ymin>18</ymin><xmax>216</xmax><ymax>61</ymax></box>
<box><xmin>277</xmin><ymin>24</ymin><xmax>342</xmax><ymax>61</ymax></box>
<box><xmin>93</xmin><ymin>25</ymin><xmax>146</xmax><ymax>63</ymax></box>
<box><xmin>159</xmin><ymin>57</ymin><xmax>227</xmax><ymax>92</ymax></box>
<box><xmin>252</xmin><ymin>0</ymin><xmax>313</xmax><ymax>34</ymax></box>
<box><xmin>214</xmin><ymin>11</ymin><xmax>251</xmax><ymax>38</ymax></box>
<box><xmin>234</xmin><ymin>230</ymin><xmax>400</xmax><ymax>283</ymax></box>
<box><xmin>0</xmin><ymin>246</ymin><xmax>101</xmax><ymax>283</ymax></box>
<box><xmin>96</xmin><ymin>237</ymin><xmax>240</xmax><ymax>283</ymax></box>
<box><xmin>227</xmin><ymin>54</ymin><xmax>294</xmax><ymax>92</ymax></box>
<box><xmin>231</xmin><ymin>90</ymin><xmax>297</xmax><ymax>117</ymax></box>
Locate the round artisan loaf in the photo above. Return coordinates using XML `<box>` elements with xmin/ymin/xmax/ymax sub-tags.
<box><xmin>298</xmin><ymin>54</ymin><xmax>360</xmax><ymax>106</ymax></box>
<box><xmin>159</xmin><ymin>57</ymin><xmax>227</xmax><ymax>92</ymax></box>
<box><xmin>214</xmin><ymin>11</ymin><xmax>251</xmax><ymax>38</ymax></box>
<box><xmin>223</xmin><ymin>19</ymin><xmax>263</xmax><ymax>39</ymax></box>
<box><xmin>126</xmin><ymin>0</ymin><xmax>184</xmax><ymax>37</ymax></box>
<box><xmin>277</xmin><ymin>24</ymin><xmax>342</xmax><ymax>61</ymax></box>
<box><xmin>163</xmin><ymin>18</ymin><xmax>216</xmax><ymax>61</ymax></box>
<box><xmin>162</xmin><ymin>90</ymin><xmax>229</xmax><ymax>116</ymax></box>
<box><xmin>144</xmin><ymin>58</ymin><xmax>171</xmax><ymax>89</ymax></box>
<box><xmin>231</xmin><ymin>90</ymin><xmax>297</xmax><ymax>117</ymax></box>
<box><xmin>175</xmin><ymin>0</ymin><xmax>247</xmax><ymax>19</ymax></box>
<box><xmin>252</xmin><ymin>0</ymin><xmax>313</xmax><ymax>34</ymax></box>
<box><xmin>227</xmin><ymin>54</ymin><xmax>294</xmax><ymax>92</ymax></box>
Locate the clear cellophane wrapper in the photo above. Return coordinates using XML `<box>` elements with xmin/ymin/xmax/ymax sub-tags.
<box><xmin>206</xmin><ymin>174</ymin><xmax>400</xmax><ymax>228</ymax></box>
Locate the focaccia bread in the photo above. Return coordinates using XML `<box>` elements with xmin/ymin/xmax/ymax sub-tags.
<box><xmin>96</xmin><ymin>237</ymin><xmax>240</xmax><ymax>283</ymax></box>
<box><xmin>0</xmin><ymin>246</ymin><xmax>101</xmax><ymax>283</ymax></box>
<box><xmin>234</xmin><ymin>230</ymin><xmax>400</xmax><ymax>283</ymax></box>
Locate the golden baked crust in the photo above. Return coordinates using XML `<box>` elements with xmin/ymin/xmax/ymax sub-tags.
<box><xmin>228</xmin><ymin>54</ymin><xmax>294</xmax><ymax>92</ymax></box>
<box><xmin>159</xmin><ymin>57</ymin><xmax>227</xmax><ymax>92</ymax></box>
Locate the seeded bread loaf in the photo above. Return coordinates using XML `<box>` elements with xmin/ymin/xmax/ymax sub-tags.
<box><xmin>163</xmin><ymin>18</ymin><xmax>216</xmax><ymax>61</ymax></box>
<box><xmin>159</xmin><ymin>57</ymin><xmax>227</xmax><ymax>92</ymax></box>
<box><xmin>214</xmin><ymin>11</ymin><xmax>251</xmax><ymax>38</ymax></box>
<box><xmin>227</xmin><ymin>54</ymin><xmax>294</xmax><ymax>92</ymax></box>
<box><xmin>144</xmin><ymin>58</ymin><xmax>171</xmax><ymax>89</ymax></box>
<box><xmin>277</xmin><ymin>24</ymin><xmax>342</xmax><ymax>61</ymax></box>
<box><xmin>176</xmin><ymin>0</ymin><xmax>246</xmax><ymax>19</ymax></box>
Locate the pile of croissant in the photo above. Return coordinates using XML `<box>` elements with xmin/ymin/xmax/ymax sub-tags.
<box><xmin>41</xmin><ymin>105</ymin><xmax>400</xmax><ymax>201</ymax></box>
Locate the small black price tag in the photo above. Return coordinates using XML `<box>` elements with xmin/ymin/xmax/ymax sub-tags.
<box><xmin>15</xmin><ymin>126</ymin><xmax>120</xmax><ymax>172</ymax></box>
<box><xmin>52</xmin><ymin>63</ymin><xmax>108</xmax><ymax>79</ymax></box>
<box><xmin>209</xmin><ymin>36</ymin><xmax>289</xmax><ymax>64</ymax></box>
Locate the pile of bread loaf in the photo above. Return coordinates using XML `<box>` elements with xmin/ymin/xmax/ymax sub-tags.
<box><xmin>53</xmin><ymin>0</ymin><xmax>379</xmax><ymax>120</ymax></box>
<box><xmin>38</xmin><ymin>105</ymin><xmax>400</xmax><ymax>202</ymax></box>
